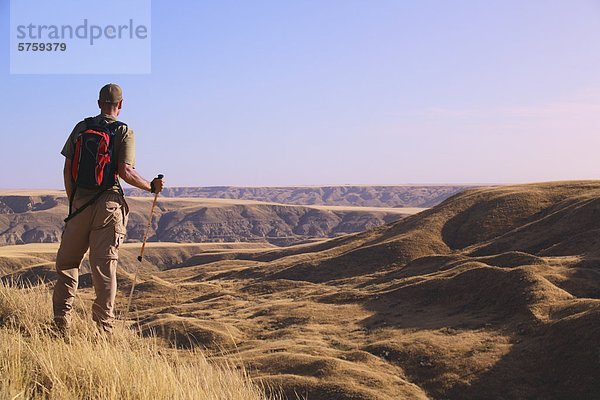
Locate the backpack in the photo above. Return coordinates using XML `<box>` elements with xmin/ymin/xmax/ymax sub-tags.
<box><xmin>71</xmin><ymin>117</ymin><xmax>126</xmax><ymax>189</ymax></box>
<box><xmin>65</xmin><ymin>117</ymin><xmax>127</xmax><ymax>222</ymax></box>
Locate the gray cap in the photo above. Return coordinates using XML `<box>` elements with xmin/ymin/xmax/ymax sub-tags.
<box><xmin>99</xmin><ymin>83</ymin><xmax>123</xmax><ymax>103</ymax></box>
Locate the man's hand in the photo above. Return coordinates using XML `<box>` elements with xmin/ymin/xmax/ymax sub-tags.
<box><xmin>151</xmin><ymin>176</ymin><xmax>164</xmax><ymax>194</ymax></box>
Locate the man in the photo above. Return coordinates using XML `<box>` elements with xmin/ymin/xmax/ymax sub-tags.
<box><xmin>53</xmin><ymin>83</ymin><xmax>164</xmax><ymax>334</ymax></box>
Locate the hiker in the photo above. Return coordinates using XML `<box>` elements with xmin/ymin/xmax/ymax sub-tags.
<box><xmin>52</xmin><ymin>83</ymin><xmax>164</xmax><ymax>334</ymax></box>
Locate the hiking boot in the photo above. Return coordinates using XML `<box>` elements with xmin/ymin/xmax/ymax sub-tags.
<box><xmin>52</xmin><ymin>318</ymin><xmax>71</xmax><ymax>343</ymax></box>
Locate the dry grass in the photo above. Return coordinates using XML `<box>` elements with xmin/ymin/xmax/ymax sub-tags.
<box><xmin>0</xmin><ymin>281</ymin><xmax>274</xmax><ymax>400</ymax></box>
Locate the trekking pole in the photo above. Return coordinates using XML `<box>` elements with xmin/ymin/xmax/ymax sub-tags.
<box><xmin>124</xmin><ymin>174</ymin><xmax>164</xmax><ymax>320</ymax></box>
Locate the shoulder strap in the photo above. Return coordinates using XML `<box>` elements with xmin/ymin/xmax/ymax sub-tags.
<box><xmin>83</xmin><ymin>117</ymin><xmax>127</xmax><ymax>132</ymax></box>
<box><xmin>84</xmin><ymin>117</ymin><xmax>95</xmax><ymax>129</ymax></box>
<box><xmin>107</xmin><ymin>121</ymin><xmax>127</xmax><ymax>132</ymax></box>
<box><xmin>101</xmin><ymin>121</ymin><xmax>126</xmax><ymax>139</ymax></box>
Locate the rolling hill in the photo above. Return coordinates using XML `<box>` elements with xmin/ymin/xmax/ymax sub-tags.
<box><xmin>126</xmin><ymin>181</ymin><xmax>600</xmax><ymax>399</ymax></box>
<box><xmin>2</xmin><ymin>181</ymin><xmax>599</xmax><ymax>399</ymax></box>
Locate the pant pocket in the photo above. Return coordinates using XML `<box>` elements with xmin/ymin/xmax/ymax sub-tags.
<box><xmin>113</xmin><ymin>230</ymin><xmax>125</xmax><ymax>256</ymax></box>
<box><xmin>112</xmin><ymin>210</ymin><xmax>127</xmax><ymax>257</ymax></box>
<box><xmin>90</xmin><ymin>198</ymin><xmax>127</xmax><ymax>260</ymax></box>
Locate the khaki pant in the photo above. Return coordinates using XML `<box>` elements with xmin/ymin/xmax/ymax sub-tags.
<box><xmin>53</xmin><ymin>191</ymin><xmax>128</xmax><ymax>332</ymax></box>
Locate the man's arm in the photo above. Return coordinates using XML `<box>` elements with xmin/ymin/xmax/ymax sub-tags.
<box><xmin>63</xmin><ymin>159</ymin><xmax>74</xmax><ymax>199</ymax></box>
<box><xmin>118</xmin><ymin>162</ymin><xmax>164</xmax><ymax>193</ymax></box>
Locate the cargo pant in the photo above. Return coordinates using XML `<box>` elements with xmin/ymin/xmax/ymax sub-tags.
<box><xmin>52</xmin><ymin>191</ymin><xmax>128</xmax><ymax>333</ymax></box>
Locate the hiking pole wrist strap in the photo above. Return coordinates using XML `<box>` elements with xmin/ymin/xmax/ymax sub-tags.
<box><xmin>150</xmin><ymin>173</ymin><xmax>163</xmax><ymax>194</ymax></box>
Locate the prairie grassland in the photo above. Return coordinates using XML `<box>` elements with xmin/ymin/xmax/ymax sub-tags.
<box><xmin>0</xmin><ymin>282</ymin><xmax>274</xmax><ymax>400</ymax></box>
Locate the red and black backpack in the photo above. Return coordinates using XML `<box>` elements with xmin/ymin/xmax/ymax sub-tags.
<box><xmin>65</xmin><ymin>117</ymin><xmax>127</xmax><ymax>222</ymax></box>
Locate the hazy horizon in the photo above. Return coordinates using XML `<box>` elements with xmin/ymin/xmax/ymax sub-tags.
<box><xmin>6</xmin><ymin>179</ymin><xmax>600</xmax><ymax>193</ymax></box>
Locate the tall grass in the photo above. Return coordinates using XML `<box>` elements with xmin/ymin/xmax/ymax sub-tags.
<box><xmin>0</xmin><ymin>281</ymin><xmax>271</xmax><ymax>400</ymax></box>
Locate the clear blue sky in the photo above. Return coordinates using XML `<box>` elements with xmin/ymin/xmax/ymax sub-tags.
<box><xmin>1</xmin><ymin>0</ymin><xmax>600</xmax><ymax>188</ymax></box>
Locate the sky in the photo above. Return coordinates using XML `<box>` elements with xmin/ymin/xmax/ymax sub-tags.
<box><xmin>1</xmin><ymin>0</ymin><xmax>600</xmax><ymax>188</ymax></box>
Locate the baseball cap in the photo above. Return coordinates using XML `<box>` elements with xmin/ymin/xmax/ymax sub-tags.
<box><xmin>99</xmin><ymin>83</ymin><xmax>123</xmax><ymax>103</ymax></box>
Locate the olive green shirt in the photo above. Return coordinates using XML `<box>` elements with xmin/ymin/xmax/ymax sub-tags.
<box><xmin>61</xmin><ymin>114</ymin><xmax>136</xmax><ymax>203</ymax></box>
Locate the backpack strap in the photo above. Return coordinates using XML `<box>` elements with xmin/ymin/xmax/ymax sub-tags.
<box><xmin>67</xmin><ymin>186</ymin><xmax>77</xmax><ymax>220</ymax></box>
<box><xmin>106</xmin><ymin>121</ymin><xmax>127</xmax><ymax>198</ymax></box>
<box><xmin>66</xmin><ymin>118</ymin><xmax>94</xmax><ymax>219</ymax></box>
<box><xmin>64</xmin><ymin>189</ymin><xmax>106</xmax><ymax>223</ymax></box>
<box><xmin>84</xmin><ymin>117</ymin><xmax>126</xmax><ymax>133</ymax></box>
<box><xmin>84</xmin><ymin>117</ymin><xmax>95</xmax><ymax>128</ymax></box>
<box><xmin>108</xmin><ymin>121</ymin><xmax>127</xmax><ymax>130</ymax></box>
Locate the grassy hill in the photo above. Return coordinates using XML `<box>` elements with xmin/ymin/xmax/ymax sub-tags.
<box><xmin>0</xmin><ymin>282</ymin><xmax>272</xmax><ymax>400</ymax></box>
<box><xmin>1</xmin><ymin>181</ymin><xmax>599</xmax><ymax>399</ymax></box>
